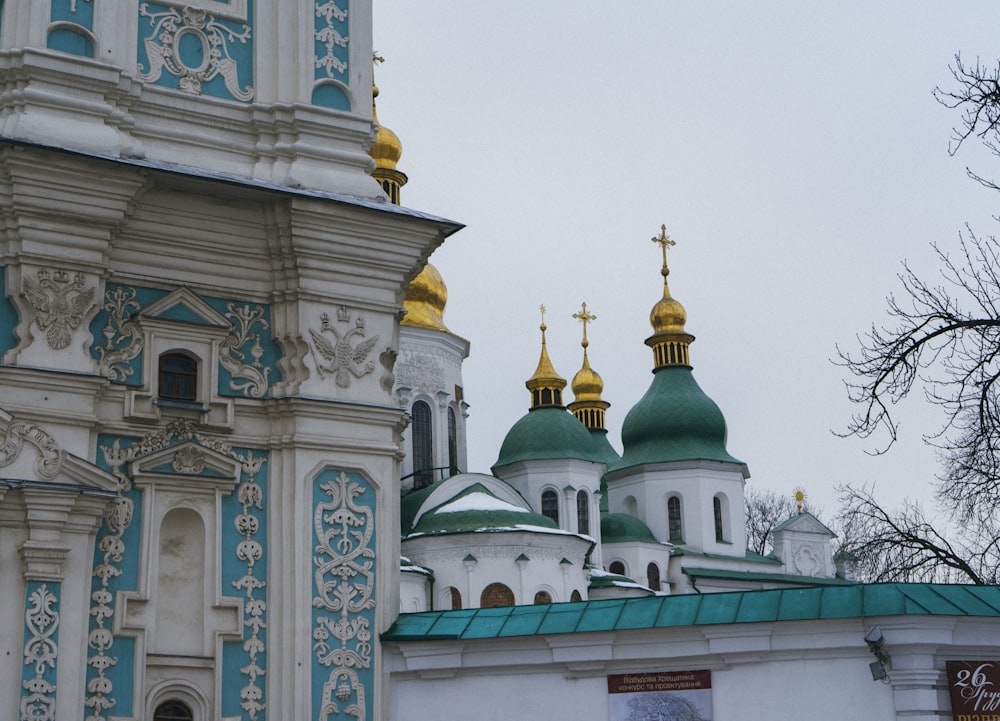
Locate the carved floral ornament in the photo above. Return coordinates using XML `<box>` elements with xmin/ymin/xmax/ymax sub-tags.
<box><xmin>309</xmin><ymin>306</ymin><xmax>379</xmax><ymax>389</ymax></box>
<box><xmin>21</xmin><ymin>584</ymin><xmax>59</xmax><ymax>721</ymax></box>
<box><xmin>137</xmin><ymin>4</ymin><xmax>254</xmax><ymax>101</ymax></box>
<box><xmin>0</xmin><ymin>421</ymin><xmax>63</xmax><ymax>480</ymax></box>
<box><xmin>21</xmin><ymin>268</ymin><xmax>95</xmax><ymax>351</ymax></box>
<box><xmin>315</xmin><ymin>1</ymin><xmax>349</xmax><ymax>77</ymax></box>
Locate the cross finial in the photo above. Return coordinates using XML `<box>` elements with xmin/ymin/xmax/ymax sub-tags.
<box><xmin>572</xmin><ymin>302</ymin><xmax>597</xmax><ymax>349</ymax></box>
<box><xmin>539</xmin><ymin>304</ymin><xmax>548</xmax><ymax>337</ymax></box>
<box><xmin>373</xmin><ymin>52</ymin><xmax>385</xmax><ymax>66</ymax></box>
<box><xmin>651</xmin><ymin>224</ymin><xmax>676</xmax><ymax>283</ymax></box>
<box><xmin>793</xmin><ymin>487</ymin><xmax>807</xmax><ymax>514</ymax></box>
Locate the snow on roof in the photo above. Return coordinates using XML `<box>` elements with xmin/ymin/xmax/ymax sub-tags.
<box><xmin>434</xmin><ymin>491</ymin><xmax>530</xmax><ymax>515</ymax></box>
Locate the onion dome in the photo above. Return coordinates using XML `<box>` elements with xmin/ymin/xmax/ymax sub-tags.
<box><xmin>568</xmin><ymin>302</ymin><xmax>611</xmax><ymax>431</ymax></box>
<box><xmin>645</xmin><ymin>225</ymin><xmax>694</xmax><ymax>368</ymax></box>
<box><xmin>369</xmin><ymin>83</ymin><xmax>407</xmax><ymax>204</ymax></box>
<box><xmin>401</xmin><ymin>263</ymin><xmax>451</xmax><ymax>332</ymax></box>
<box><xmin>408</xmin><ymin>483</ymin><xmax>557</xmax><ymax>536</ymax></box>
<box><xmin>493</xmin><ymin>311</ymin><xmax>605</xmax><ymax>471</ymax></box>
<box><xmin>601</xmin><ymin>513</ymin><xmax>657</xmax><ymax>544</ymax></box>
<box><xmin>611</xmin><ymin>226</ymin><xmax>742</xmax><ymax>472</ymax></box>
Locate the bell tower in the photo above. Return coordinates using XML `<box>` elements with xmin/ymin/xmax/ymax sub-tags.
<box><xmin>0</xmin><ymin>0</ymin><xmax>377</xmax><ymax>195</ymax></box>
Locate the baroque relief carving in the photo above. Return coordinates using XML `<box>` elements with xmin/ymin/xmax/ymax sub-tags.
<box><xmin>21</xmin><ymin>268</ymin><xmax>95</xmax><ymax>350</ymax></box>
<box><xmin>21</xmin><ymin>584</ymin><xmax>59</xmax><ymax>721</ymax></box>
<box><xmin>220</xmin><ymin>303</ymin><xmax>271</xmax><ymax>398</ymax></box>
<box><xmin>138</xmin><ymin>4</ymin><xmax>254</xmax><ymax>101</ymax></box>
<box><xmin>86</xmin><ymin>422</ymin><xmax>268</xmax><ymax>720</ymax></box>
<box><xmin>314</xmin><ymin>2</ymin><xmax>349</xmax><ymax>77</ymax></box>
<box><xmin>308</xmin><ymin>307</ymin><xmax>379</xmax><ymax>388</ymax></box>
<box><xmin>393</xmin><ymin>353</ymin><xmax>444</xmax><ymax>392</ymax></box>
<box><xmin>0</xmin><ymin>421</ymin><xmax>63</xmax><ymax>480</ymax></box>
<box><xmin>313</xmin><ymin>471</ymin><xmax>374</xmax><ymax>721</ymax></box>
<box><xmin>95</xmin><ymin>285</ymin><xmax>143</xmax><ymax>382</ymax></box>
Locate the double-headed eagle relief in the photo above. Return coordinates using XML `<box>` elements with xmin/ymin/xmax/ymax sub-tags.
<box><xmin>309</xmin><ymin>307</ymin><xmax>380</xmax><ymax>388</ymax></box>
<box><xmin>22</xmin><ymin>269</ymin><xmax>95</xmax><ymax>350</ymax></box>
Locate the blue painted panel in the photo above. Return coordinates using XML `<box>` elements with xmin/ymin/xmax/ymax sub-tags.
<box><xmin>311</xmin><ymin>83</ymin><xmax>351</xmax><ymax>112</ymax></box>
<box><xmin>312</xmin><ymin>467</ymin><xmax>376</xmax><ymax>721</ymax></box>
<box><xmin>220</xmin><ymin>447</ymin><xmax>268</xmax><ymax>719</ymax></box>
<box><xmin>0</xmin><ymin>267</ymin><xmax>17</xmax><ymax>355</ymax></box>
<box><xmin>51</xmin><ymin>0</ymin><xmax>94</xmax><ymax>25</ymax></box>
<box><xmin>137</xmin><ymin>1</ymin><xmax>255</xmax><ymax>102</ymax></box>
<box><xmin>313</xmin><ymin>0</ymin><xmax>350</xmax><ymax>110</ymax></box>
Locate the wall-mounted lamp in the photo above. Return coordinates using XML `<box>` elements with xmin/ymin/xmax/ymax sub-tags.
<box><xmin>865</xmin><ymin>625</ymin><xmax>891</xmax><ymax>683</ymax></box>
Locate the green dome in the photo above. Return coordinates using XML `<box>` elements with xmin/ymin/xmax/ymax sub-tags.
<box><xmin>409</xmin><ymin>483</ymin><xmax>557</xmax><ymax>536</ymax></box>
<box><xmin>493</xmin><ymin>406</ymin><xmax>606</xmax><ymax>471</ymax></box>
<box><xmin>611</xmin><ymin>365</ymin><xmax>742</xmax><ymax>472</ymax></box>
<box><xmin>589</xmin><ymin>428</ymin><xmax>621</xmax><ymax>466</ymax></box>
<box><xmin>601</xmin><ymin>513</ymin><xmax>657</xmax><ymax>544</ymax></box>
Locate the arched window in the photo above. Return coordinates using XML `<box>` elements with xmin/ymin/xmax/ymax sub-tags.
<box><xmin>411</xmin><ymin>401</ymin><xmax>433</xmax><ymax>488</ymax></box>
<box><xmin>667</xmin><ymin>496</ymin><xmax>683</xmax><ymax>542</ymax></box>
<box><xmin>533</xmin><ymin>590</ymin><xmax>553</xmax><ymax>605</ymax></box>
<box><xmin>480</xmin><ymin>582</ymin><xmax>515</xmax><ymax>608</ymax></box>
<box><xmin>541</xmin><ymin>489</ymin><xmax>559</xmax><ymax>524</ymax></box>
<box><xmin>154</xmin><ymin>700</ymin><xmax>193</xmax><ymax>721</ymax></box>
<box><xmin>449</xmin><ymin>586</ymin><xmax>462</xmax><ymax>610</ymax></box>
<box><xmin>647</xmin><ymin>562</ymin><xmax>661</xmax><ymax>591</ymax></box>
<box><xmin>608</xmin><ymin>560</ymin><xmax>626</xmax><ymax>576</ymax></box>
<box><xmin>714</xmin><ymin>494</ymin><xmax>729</xmax><ymax>542</ymax></box>
<box><xmin>570</xmin><ymin>589</ymin><xmax>582</xmax><ymax>602</ymax></box>
<box><xmin>447</xmin><ymin>407</ymin><xmax>459</xmax><ymax>476</ymax></box>
<box><xmin>158</xmin><ymin>352</ymin><xmax>197</xmax><ymax>402</ymax></box>
<box><xmin>577</xmin><ymin>490</ymin><xmax>590</xmax><ymax>536</ymax></box>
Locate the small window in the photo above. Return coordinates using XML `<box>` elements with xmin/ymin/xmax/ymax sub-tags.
<box><xmin>154</xmin><ymin>700</ymin><xmax>194</xmax><ymax>721</ymax></box>
<box><xmin>449</xmin><ymin>586</ymin><xmax>462</xmax><ymax>611</ymax></box>
<box><xmin>714</xmin><ymin>494</ymin><xmax>728</xmax><ymax>542</ymax></box>
<box><xmin>533</xmin><ymin>590</ymin><xmax>553</xmax><ymax>605</ymax></box>
<box><xmin>541</xmin><ymin>490</ymin><xmax>559</xmax><ymax>524</ymax></box>
<box><xmin>647</xmin><ymin>562</ymin><xmax>661</xmax><ymax>591</ymax></box>
<box><xmin>447</xmin><ymin>407</ymin><xmax>459</xmax><ymax>476</ymax></box>
<box><xmin>480</xmin><ymin>582</ymin><xmax>515</xmax><ymax>608</ymax></box>
<box><xmin>608</xmin><ymin>560</ymin><xmax>626</xmax><ymax>576</ymax></box>
<box><xmin>158</xmin><ymin>353</ymin><xmax>198</xmax><ymax>402</ymax></box>
<box><xmin>570</xmin><ymin>589</ymin><xmax>582</xmax><ymax>602</ymax></box>
<box><xmin>576</xmin><ymin>490</ymin><xmax>590</xmax><ymax>536</ymax></box>
<box><xmin>412</xmin><ymin>401</ymin><xmax>433</xmax><ymax>488</ymax></box>
<box><xmin>667</xmin><ymin>496</ymin><xmax>683</xmax><ymax>542</ymax></box>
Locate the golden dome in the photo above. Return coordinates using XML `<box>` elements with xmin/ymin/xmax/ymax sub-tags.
<box><xmin>571</xmin><ymin>353</ymin><xmax>604</xmax><ymax>402</ymax></box>
<box><xmin>370</xmin><ymin>85</ymin><xmax>403</xmax><ymax>170</ymax></box>
<box><xmin>402</xmin><ymin>263</ymin><xmax>450</xmax><ymax>332</ymax></box>
<box><xmin>649</xmin><ymin>287</ymin><xmax>687</xmax><ymax>334</ymax></box>
<box><xmin>526</xmin><ymin>309</ymin><xmax>567</xmax><ymax>407</ymax></box>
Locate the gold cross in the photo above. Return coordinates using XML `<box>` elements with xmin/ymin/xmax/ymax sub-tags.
<box><xmin>572</xmin><ymin>302</ymin><xmax>596</xmax><ymax>348</ymax></box>
<box><xmin>651</xmin><ymin>224</ymin><xmax>676</xmax><ymax>280</ymax></box>
<box><xmin>373</xmin><ymin>52</ymin><xmax>385</xmax><ymax>66</ymax></box>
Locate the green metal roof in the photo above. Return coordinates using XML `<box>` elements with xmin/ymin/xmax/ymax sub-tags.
<box><xmin>588</xmin><ymin>428</ymin><xmax>621</xmax><ymax>466</ymax></box>
<box><xmin>493</xmin><ymin>406</ymin><xmax>607</xmax><ymax>470</ymax></box>
<box><xmin>682</xmin><ymin>567</ymin><xmax>855</xmax><ymax>587</ymax></box>
<box><xmin>382</xmin><ymin>583</ymin><xmax>1000</xmax><ymax>642</ymax></box>
<box><xmin>408</xmin><ymin>483</ymin><xmax>557</xmax><ymax>536</ymax></box>
<box><xmin>611</xmin><ymin>365</ymin><xmax>743</xmax><ymax>472</ymax></box>
<box><xmin>601</xmin><ymin>513</ymin><xmax>658</xmax><ymax>544</ymax></box>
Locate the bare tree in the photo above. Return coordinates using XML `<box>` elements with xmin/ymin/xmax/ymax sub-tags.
<box><xmin>836</xmin><ymin>54</ymin><xmax>1000</xmax><ymax>584</ymax></box>
<box><xmin>745</xmin><ymin>487</ymin><xmax>800</xmax><ymax>556</ymax></box>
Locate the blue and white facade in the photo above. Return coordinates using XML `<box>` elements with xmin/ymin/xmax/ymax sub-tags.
<box><xmin>0</xmin><ymin>2</ymin><xmax>460</xmax><ymax>720</ymax></box>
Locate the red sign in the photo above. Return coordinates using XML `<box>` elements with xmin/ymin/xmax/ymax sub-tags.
<box><xmin>946</xmin><ymin>661</ymin><xmax>1000</xmax><ymax>720</ymax></box>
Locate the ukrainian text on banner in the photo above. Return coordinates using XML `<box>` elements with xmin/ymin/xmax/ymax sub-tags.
<box><xmin>608</xmin><ymin>670</ymin><xmax>713</xmax><ymax>721</ymax></box>
<box><xmin>947</xmin><ymin>661</ymin><xmax>1000</xmax><ymax>720</ymax></box>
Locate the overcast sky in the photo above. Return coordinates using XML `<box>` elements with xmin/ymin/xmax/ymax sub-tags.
<box><xmin>372</xmin><ymin>3</ymin><xmax>1000</xmax><ymax>518</ymax></box>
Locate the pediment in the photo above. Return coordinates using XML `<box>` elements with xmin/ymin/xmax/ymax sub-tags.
<box><xmin>140</xmin><ymin>287</ymin><xmax>230</xmax><ymax>329</ymax></box>
<box><xmin>772</xmin><ymin>511</ymin><xmax>836</xmax><ymax>538</ymax></box>
<box><xmin>130</xmin><ymin>439</ymin><xmax>241</xmax><ymax>482</ymax></box>
<box><xmin>0</xmin><ymin>407</ymin><xmax>117</xmax><ymax>490</ymax></box>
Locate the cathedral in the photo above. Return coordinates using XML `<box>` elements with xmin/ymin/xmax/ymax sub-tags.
<box><xmin>1</xmin><ymin>3</ymin><xmax>999</xmax><ymax>721</ymax></box>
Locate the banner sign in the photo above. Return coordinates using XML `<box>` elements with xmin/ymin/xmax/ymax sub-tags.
<box><xmin>946</xmin><ymin>661</ymin><xmax>1000</xmax><ymax>720</ymax></box>
<box><xmin>608</xmin><ymin>670</ymin><xmax>713</xmax><ymax>721</ymax></box>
